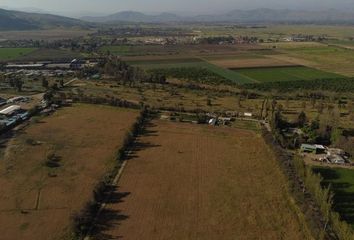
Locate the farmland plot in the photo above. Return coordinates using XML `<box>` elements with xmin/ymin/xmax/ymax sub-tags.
<box><xmin>233</xmin><ymin>66</ymin><xmax>342</xmax><ymax>83</ymax></box>
<box><xmin>94</xmin><ymin>120</ymin><xmax>312</xmax><ymax>240</ymax></box>
<box><xmin>0</xmin><ymin>104</ymin><xmax>139</xmax><ymax>240</ymax></box>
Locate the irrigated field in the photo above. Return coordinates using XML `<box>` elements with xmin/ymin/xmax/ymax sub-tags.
<box><xmin>0</xmin><ymin>48</ymin><xmax>37</xmax><ymax>61</ymax></box>
<box><xmin>233</xmin><ymin>66</ymin><xmax>342</xmax><ymax>83</ymax></box>
<box><xmin>125</xmin><ymin>56</ymin><xmax>255</xmax><ymax>84</ymax></box>
<box><xmin>94</xmin><ymin>120</ymin><xmax>312</xmax><ymax>240</ymax></box>
<box><xmin>0</xmin><ymin>104</ymin><xmax>139</xmax><ymax>240</ymax></box>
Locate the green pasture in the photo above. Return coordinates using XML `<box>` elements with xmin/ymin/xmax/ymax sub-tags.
<box><xmin>233</xmin><ymin>66</ymin><xmax>342</xmax><ymax>83</ymax></box>
<box><xmin>0</xmin><ymin>48</ymin><xmax>37</xmax><ymax>60</ymax></box>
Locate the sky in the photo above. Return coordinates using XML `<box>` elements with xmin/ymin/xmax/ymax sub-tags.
<box><xmin>1</xmin><ymin>0</ymin><xmax>354</xmax><ymax>17</ymax></box>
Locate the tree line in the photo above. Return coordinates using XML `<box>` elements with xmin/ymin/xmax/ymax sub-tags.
<box><xmin>244</xmin><ymin>78</ymin><xmax>354</xmax><ymax>92</ymax></box>
<box><xmin>70</xmin><ymin>107</ymin><xmax>149</xmax><ymax>239</ymax></box>
<box><xmin>78</xmin><ymin>56</ymin><xmax>167</xmax><ymax>85</ymax></box>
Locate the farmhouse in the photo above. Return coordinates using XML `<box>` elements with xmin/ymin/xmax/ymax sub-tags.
<box><xmin>300</xmin><ymin>144</ymin><xmax>326</xmax><ymax>154</ymax></box>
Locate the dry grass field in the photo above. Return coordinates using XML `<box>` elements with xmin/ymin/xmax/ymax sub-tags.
<box><xmin>0</xmin><ymin>104</ymin><xmax>139</xmax><ymax>240</ymax></box>
<box><xmin>93</xmin><ymin>120</ymin><xmax>313</xmax><ymax>240</ymax></box>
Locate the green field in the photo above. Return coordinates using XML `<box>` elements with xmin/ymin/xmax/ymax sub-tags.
<box><xmin>312</xmin><ymin>167</ymin><xmax>354</xmax><ymax>229</ymax></box>
<box><xmin>131</xmin><ymin>60</ymin><xmax>255</xmax><ymax>84</ymax></box>
<box><xmin>0</xmin><ymin>48</ymin><xmax>37</xmax><ymax>60</ymax></box>
<box><xmin>233</xmin><ymin>66</ymin><xmax>342</xmax><ymax>83</ymax></box>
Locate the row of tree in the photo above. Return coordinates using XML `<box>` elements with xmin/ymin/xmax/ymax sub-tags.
<box><xmin>244</xmin><ymin>78</ymin><xmax>354</xmax><ymax>92</ymax></box>
<box><xmin>71</xmin><ymin>107</ymin><xmax>149</xmax><ymax>239</ymax></box>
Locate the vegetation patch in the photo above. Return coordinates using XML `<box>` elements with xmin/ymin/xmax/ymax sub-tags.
<box><xmin>0</xmin><ymin>47</ymin><xmax>37</xmax><ymax>60</ymax></box>
<box><xmin>148</xmin><ymin>67</ymin><xmax>231</xmax><ymax>85</ymax></box>
<box><xmin>244</xmin><ymin>77</ymin><xmax>354</xmax><ymax>92</ymax></box>
<box><xmin>233</xmin><ymin>66</ymin><xmax>342</xmax><ymax>83</ymax></box>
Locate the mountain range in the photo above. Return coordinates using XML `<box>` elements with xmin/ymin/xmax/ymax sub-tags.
<box><xmin>2</xmin><ymin>8</ymin><xmax>354</xmax><ymax>31</ymax></box>
<box><xmin>0</xmin><ymin>8</ymin><xmax>87</xmax><ymax>31</ymax></box>
<box><xmin>82</xmin><ymin>9</ymin><xmax>354</xmax><ymax>24</ymax></box>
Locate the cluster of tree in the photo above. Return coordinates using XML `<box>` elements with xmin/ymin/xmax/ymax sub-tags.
<box><xmin>271</xmin><ymin>110</ymin><xmax>335</xmax><ymax>149</ymax></box>
<box><xmin>244</xmin><ymin>78</ymin><xmax>354</xmax><ymax>92</ymax></box>
<box><xmin>148</xmin><ymin>67</ymin><xmax>230</xmax><ymax>85</ymax></box>
<box><xmin>55</xmin><ymin>93</ymin><xmax>142</xmax><ymax>110</ymax></box>
<box><xmin>78</xmin><ymin>57</ymin><xmax>167</xmax><ymax>85</ymax></box>
<box><xmin>71</xmin><ymin>107</ymin><xmax>148</xmax><ymax>239</ymax></box>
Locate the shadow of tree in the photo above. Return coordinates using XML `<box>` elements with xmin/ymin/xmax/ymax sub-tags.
<box><xmin>313</xmin><ymin>167</ymin><xmax>354</xmax><ymax>226</ymax></box>
<box><xmin>91</xmin><ymin>189</ymin><xmax>130</xmax><ymax>240</ymax></box>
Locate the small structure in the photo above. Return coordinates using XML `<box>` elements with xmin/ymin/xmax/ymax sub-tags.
<box><xmin>327</xmin><ymin>148</ymin><xmax>346</xmax><ymax>156</ymax></box>
<box><xmin>218</xmin><ymin>117</ymin><xmax>232</xmax><ymax>126</ymax></box>
<box><xmin>7</xmin><ymin>96</ymin><xmax>30</xmax><ymax>104</ymax></box>
<box><xmin>208</xmin><ymin>118</ymin><xmax>217</xmax><ymax>126</ymax></box>
<box><xmin>301</xmin><ymin>144</ymin><xmax>326</xmax><ymax>154</ymax></box>
<box><xmin>244</xmin><ymin>112</ymin><xmax>253</xmax><ymax>118</ymax></box>
<box><xmin>0</xmin><ymin>105</ymin><xmax>21</xmax><ymax>116</ymax></box>
<box><xmin>328</xmin><ymin>154</ymin><xmax>346</xmax><ymax>165</ymax></box>
<box><xmin>70</xmin><ymin>59</ymin><xmax>84</xmax><ymax>70</ymax></box>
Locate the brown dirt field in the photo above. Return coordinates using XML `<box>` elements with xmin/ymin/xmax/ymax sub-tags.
<box><xmin>94</xmin><ymin>120</ymin><xmax>313</xmax><ymax>240</ymax></box>
<box><xmin>208</xmin><ymin>56</ymin><xmax>298</xmax><ymax>69</ymax></box>
<box><xmin>0</xmin><ymin>104</ymin><xmax>139</xmax><ymax>240</ymax></box>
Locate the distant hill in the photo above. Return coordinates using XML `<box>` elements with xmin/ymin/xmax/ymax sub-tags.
<box><xmin>82</xmin><ymin>11</ymin><xmax>181</xmax><ymax>23</ymax></box>
<box><xmin>82</xmin><ymin>8</ymin><xmax>354</xmax><ymax>24</ymax></box>
<box><xmin>0</xmin><ymin>8</ymin><xmax>88</xmax><ymax>31</ymax></box>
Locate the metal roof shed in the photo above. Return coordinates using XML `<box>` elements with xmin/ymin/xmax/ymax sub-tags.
<box><xmin>0</xmin><ymin>105</ymin><xmax>21</xmax><ymax>116</ymax></box>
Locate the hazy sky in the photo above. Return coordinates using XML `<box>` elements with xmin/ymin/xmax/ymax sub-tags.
<box><xmin>1</xmin><ymin>0</ymin><xmax>354</xmax><ymax>16</ymax></box>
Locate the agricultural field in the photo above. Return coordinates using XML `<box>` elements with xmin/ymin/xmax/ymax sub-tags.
<box><xmin>93</xmin><ymin>120</ymin><xmax>312</xmax><ymax>239</ymax></box>
<box><xmin>0</xmin><ymin>48</ymin><xmax>37</xmax><ymax>61</ymax></box>
<box><xmin>15</xmin><ymin>48</ymin><xmax>84</xmax><ymax>61</ymax></box>
<box><xmin>101</xmin><ymin>44</ymin><xmax>266</xmax><ymax>57</ymax></box>
<box><xmin>313</xmin><ymin>167</ymin><xmax>354</xmax><ymax>229</ymax></box>
<box><xmin>0</xmin><ymin>104</ymin><xmax>139</xmax><ymax>240</ymax></box>
<box><xmin>125</xmin><ymin>56</ymin><xmax>255</xmax><ymax>84</ymax></box>
<box><xmin>207</xmin><ymin>56</ymin><xmax>297</xmax><ymax>69</ymax></box>
<box><xmin>0</xmin><ymin>29</ymin><xmax>93</xmax><ymax>41</ymax></box>
<box><xmin>233</xmin><ymin>66</ymin><xmax>342</xmax><ymax>83</ymax></box>
<box><xmin>196</xmin><ymin>25</ymin><xmax>354</xmax><ymax>39</ymax></box>
<box><xmin>274</xmin><ymin>46</ymin><xmax>354</xmax><ymax>76</ymax></box>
